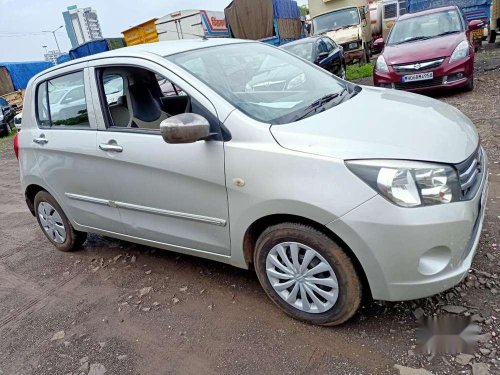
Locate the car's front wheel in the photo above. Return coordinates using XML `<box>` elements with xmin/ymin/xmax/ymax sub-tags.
<box><xmin>34</xmin><ymin>191</ymin><xmax>87</xmax><ymax>252</ymax></box>
<box><xmin>254</xmin><ymin>223</ymin><xmax>362</xmax><ymax>326</ymax></box>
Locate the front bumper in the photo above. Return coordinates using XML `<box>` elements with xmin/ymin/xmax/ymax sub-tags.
<box><xmin>373</xmin><ymin>55</ymin><xmax>474</xmax><ymax>92</ymax></box>
<box><xmin>344</xmin><ymin>49</ymin><xmax>364</xmax><ymax>64</ymax></box>
<box><xmin>328</xmin><ymin>153</ymin><xmax>488</xmax><ymax>301</ymax></box>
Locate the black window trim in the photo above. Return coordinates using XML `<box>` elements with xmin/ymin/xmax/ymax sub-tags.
<box><xmin>35</xmin><ymin>69</ymin><xmax>93</xmax><ymax>131</ymax></box>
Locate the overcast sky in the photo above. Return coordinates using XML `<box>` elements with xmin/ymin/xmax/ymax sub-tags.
<box><xmin>0</xmin><ymin>0</ymin><xmax>308</xmax><ymax>62</ymax></box>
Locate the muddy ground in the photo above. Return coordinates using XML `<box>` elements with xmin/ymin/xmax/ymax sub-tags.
<box><xmin>0</xmin><ymin>45</ymin><xmax>498</xmax><ymax>375</ymax></box>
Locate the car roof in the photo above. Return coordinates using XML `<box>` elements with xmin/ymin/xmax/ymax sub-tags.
<box><xmin>401</xmin><ymin>5</ymin><xmax>459</xmax><ymax>20</ymax></box>
<box><xmin>35</xmin><ymin>38</ymin><xmax>250</xmax><ymax>80</ymax></box>
<box><xmin>282</xmin><ymin>36</ymin><xmax>323</xmax><ymax>47</ymax></box>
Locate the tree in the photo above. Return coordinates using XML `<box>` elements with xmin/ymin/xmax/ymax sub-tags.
<box><xmin>299</xmin><ymin>5</ymin><xmax>309</xmax><ymax>16</ymax></box>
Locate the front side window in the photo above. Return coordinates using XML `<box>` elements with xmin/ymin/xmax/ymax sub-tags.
<box><xmin>312</xmin><ymin>8</ymin><xmax>360</xmax><ymax>35</ymax></box>
<box><xmin>36</xmin><ymin>71</ymin><xmax>90</xmax><ymax>128</ymax></box>
<box><xmin>168</xmin><ymin>43</ymin><xmax>353</xmax><ymax>125</ymax></box>
<box><xmin>388</xmin><ymin>10</ymin><xmax>463</xmax><ymax>45</ymax></box>
<box><xmin>97</xmin><ymin>66</ymin><xmax>220</xmax><ymax>136</ymax></box>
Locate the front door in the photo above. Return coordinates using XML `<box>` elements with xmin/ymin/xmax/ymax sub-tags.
<box><xmin>88</xmin><ymin>59</ymin><xmax>231</xmax><ymax>256</ymax></box>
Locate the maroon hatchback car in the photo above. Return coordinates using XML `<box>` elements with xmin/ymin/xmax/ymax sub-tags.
<box><xmin>373</xmin><ymin>6</ymin><xmax>484</xmax><ymax>92</ymax></box>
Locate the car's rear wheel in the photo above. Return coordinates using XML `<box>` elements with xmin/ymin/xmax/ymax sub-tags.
<box><xmin>254</xmin><ymin>223</ymin><xmax>362</xmax><ymax>326</ymax></box>
<box><xmin>34</xmin><ymin>191</ymin><xmax>87</xmax><ymax>252</ymax></box>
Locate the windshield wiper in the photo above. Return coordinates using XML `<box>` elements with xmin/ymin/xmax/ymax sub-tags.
<box><xmin>291</xmin><ymin>89</ymin><xmax>347</xmax><ymax>122</ymax></box>
<box><xmin>434</xmin><ymin>30</ymin><xmax>461</xmax><ymax>37</ymax></box>
<box><xmin>395</xmin><ymin>36</ymin><xmax>432</xmax><ymax>45</ymax></box>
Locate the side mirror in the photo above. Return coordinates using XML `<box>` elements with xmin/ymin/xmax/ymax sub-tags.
<box><xmin>160</xmin><ymin>113</ymin><xmax>210</xmax><ymax>144</ymax></box>
<box><xmin>374</xmin><ymin>38</ymin><xmax>385</xmax><ymax>50</ymax></box>
<box><xmin>468</xmin><ymin>20</ymin><xmax>484</xmax><ymax>31</ymax></box>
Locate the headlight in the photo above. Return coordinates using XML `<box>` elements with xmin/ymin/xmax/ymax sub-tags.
<box><xmin>449</xmin><ymin>40</ymin><xmax>469</xmax><ymax>63</ymax></box>
<box><xmin>286</xmin><ymin>73</ymin><xmax>306</xmax><ymax>90</ymax></box>
<box><xmin>346</xmin><ymin>160</ymin><xmax>461</xmax><ymax>207</ymax></box>
<box><xmin>375</xmin><ymin>55</ymin><xmax>389</xmax><ymax>73</ymax></box>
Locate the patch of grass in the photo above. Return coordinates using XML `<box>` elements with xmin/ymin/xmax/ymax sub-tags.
<box><xmin>346</xmin><ymin>63</ymin><xmax>374</xmax><ymax>81</ymax></box>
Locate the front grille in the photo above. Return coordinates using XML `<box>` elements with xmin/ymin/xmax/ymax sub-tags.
<box><xmin>455</xmin><ymin>146</ymin><xmax>484</xmax><ymax>200</ymax></box>
<box><xmin>393</xmin><ymin>58</ymin><xmax>444</xmax><ymax>74</ymax></box>
<box><xmin>394</xmin><ymin>77</ymin><xmax>443</xmax><ymax>90</ymax></box>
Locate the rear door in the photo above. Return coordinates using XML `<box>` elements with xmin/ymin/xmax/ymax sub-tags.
<box><xmin>30</xmin><ymin>65</ymin><xmax>124</xmax><ymax>234</ymax></box>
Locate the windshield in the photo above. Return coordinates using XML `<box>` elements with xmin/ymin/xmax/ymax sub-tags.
<box><xmin>282</xmin><ymin>42</ymin><xmax>315</xmax><ymax>62</ymax></box>
<box><xmin>388</xmin><ymin>9</ymin><xmax>463</xmax><ymax>45</ymax></box>
<box><xmin>168</xmin><ymin>43</ymin><xmax>352</xmax><ymax>124</ymax></box>
<box><xmin>312</xmin><ymin>8</ymin><xmax>360</xmax><ymax>35</ymax></box>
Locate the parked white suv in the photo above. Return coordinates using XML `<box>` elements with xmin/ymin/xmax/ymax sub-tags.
<box><xmin>15</xmin><ymin>39</ymin><xmax>488</xmax><ymax>326</ymax></box>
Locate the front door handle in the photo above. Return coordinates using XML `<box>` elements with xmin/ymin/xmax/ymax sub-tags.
<box><xmin>99</xmin><ymin>143</ymin><xmax>123</xmax><ymax>153</ymax></box>
<box><xmin>33</xmin><ymin>136</ymin><xmax>48</xmax><ymax>145</ymax></box>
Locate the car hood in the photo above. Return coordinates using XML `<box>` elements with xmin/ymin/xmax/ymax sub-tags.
<box><xmin>270</xmin><ymin>86</ymin><xmax>478</xmax><ymax>164</ymax></box>
<box><xmin>383</xmin><ymin>34</ymin><xmax>464</xmax><ymax>65</ymax></box>
<box><xmin>323</xmin><ymin>26</ymin><xmax>361</xmax><ymax>45</ymax></box>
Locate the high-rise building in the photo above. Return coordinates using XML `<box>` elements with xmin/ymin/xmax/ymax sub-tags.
<box><xmin>44</xmin><ymin>50</ymin><xmax>65</xmax><ymax>65</ymax></box>
<box><xmin>62</xmin><ymin>5</ymin><xmax>103</xmax><ymax>48</ymax></box>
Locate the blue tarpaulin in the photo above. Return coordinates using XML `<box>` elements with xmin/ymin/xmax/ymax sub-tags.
<box><xmin>69</xmin><ymin>38</ymin><xmax>125</xmax><ymax>60</ymax></box>
<box><xmin>272</xmin><ymin>0</ymin><xmax>301</xmax><ymax>19</ymax></box>
<box><xmin>0</xmin><ymin>61</ymin><xmax>52</xmax><ymax>90</ymax></box>
<box><xmin>69</xmin><ymin>39</ymin><xmax>109</xmax><ymax>59</ymax></box>
<box><xmin>56</xmin><ymin>54</ymin><xmax>71</xmax><ymax>64</ymax></box>
<box><xmin>407</xmin><ymin>0</ymin><xmax>491</xmax><ymax>21</ymax></box>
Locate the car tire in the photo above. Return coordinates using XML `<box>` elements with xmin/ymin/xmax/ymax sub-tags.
<box><xmin>340</xmin><ymin>63</ymin><xmax>347</xmax><ymax>80</ymax></box>
<box><xmin>34</xmin><ymin>191</ymin><xmax>87</xmax><ymax>252</ymax></box>
<box><xmin>0</xmin><ymin>123</ymin><xmax>8</xmax><ymax>137</ymax></box>
<box><xmin>488</xmin><ymin>30</ymin><xmax>497</xmax><ymax>44</ymax></box>
<box><xmin>254</xmin><ymin>223</ymin><xmax>362</xmax><ymax>326</ymax></box>
<box><xmin>465</xmin><ymin>75</ymin><xmax>474</xmax><ymax>92</ymax></box>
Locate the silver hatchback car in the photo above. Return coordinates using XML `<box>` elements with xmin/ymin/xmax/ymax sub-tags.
<box><xmin>16</xmin><ymin>39</ymin><xmax>488</xmax><ymax>326</ymax></box>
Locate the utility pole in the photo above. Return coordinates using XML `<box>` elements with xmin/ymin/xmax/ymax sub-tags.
<box><xmin>43</xmin><ymin>25</ymin><xmax>63</xmax><ymax>52</ymax></box>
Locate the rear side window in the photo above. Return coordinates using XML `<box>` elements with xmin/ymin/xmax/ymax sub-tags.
<box><xmin>36</xmin><ymin>71</ymin><xmax>90</xmax><ymax>128</ymax></box>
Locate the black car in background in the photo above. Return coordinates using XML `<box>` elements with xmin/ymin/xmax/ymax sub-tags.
<box><xmin>0</xmin><ymin>97</ymin><xmax>14</xmax><ymax>137</ymax></box>
<box><xmin>281</xmin><ymin>36</ymin><xmax>346</xmax><ymax>79</ymax></box>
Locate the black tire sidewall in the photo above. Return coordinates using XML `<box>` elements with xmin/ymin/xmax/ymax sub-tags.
<box><xmin>34</xmin><ymin>191</ymin><xmax>79</xmax><ymax>252</ymax></box>
<box><xmin>254</xmin><ymin>224</ymin><xmax>362</xmax><ymax>326</ymax></box>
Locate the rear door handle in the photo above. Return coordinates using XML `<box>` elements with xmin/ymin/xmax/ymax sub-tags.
<box><xmin>33</xmin><ymin>137</ymin><xmax>48</xmax><ymax>145</ymax></box>
<box><xmin>99</xmin><ymin>143</ymin><xmax>123</xmax><ymax>153</ymax></box>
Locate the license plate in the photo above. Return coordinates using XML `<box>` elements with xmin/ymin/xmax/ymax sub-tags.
<box><xmin>402</xmin><ymin>72</ymin><xmax>433</xmax><ymax>83</ymax></box>
<box><xmin>472</xmin><ymin>29</ymin><xmax>483</xmax><ymax>40</ymax></box>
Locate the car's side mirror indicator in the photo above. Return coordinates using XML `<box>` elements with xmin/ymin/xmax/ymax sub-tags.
<box><xmin>160</xmin><ymin>113</ymin><xmax>210</xmax><ymax>144</ymax></box>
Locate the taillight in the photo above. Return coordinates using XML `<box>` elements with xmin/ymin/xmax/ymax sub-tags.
<box><xmin>13</xmin><ymin>133</ymin><xmax>19</xmax><ymax>160</ymax></box>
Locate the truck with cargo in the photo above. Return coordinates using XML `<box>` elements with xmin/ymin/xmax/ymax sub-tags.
<box><xmin>224</xmin><ymin>0</ymin><xmax>303</xmax><ymax>46</ymax></box>
<box><xmin>309</xmin><ymin>0</ymin><xmax>372</xmax><ymax>64</ymax></box>
<box><xmin>122</xmin><ymin>19</ymin><xmax>160</xmax><ymax>46</ymax></box>
<box><xmin>405</xmin><ymin>0</ymin><xmax>491</xmax><ymax>48</ymax></box>
<box><xmin>156</xmin><ymin>10</ymin><xmax>229</xmax><ymax>41</ymax></box>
